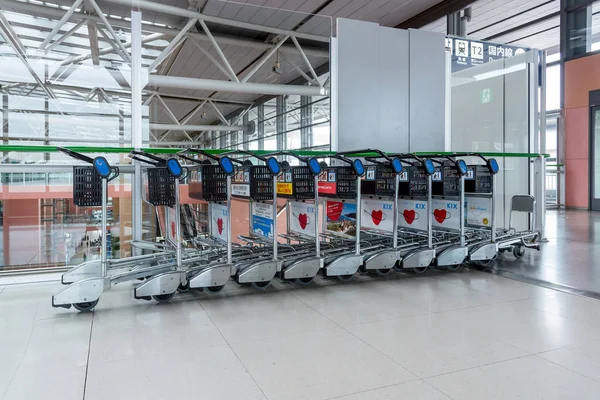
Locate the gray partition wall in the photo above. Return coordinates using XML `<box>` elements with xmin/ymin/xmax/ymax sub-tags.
<box><xmin>334</xmin><ymin>18</ymin><xmax>445</xmax><ymax>152</ymax></box>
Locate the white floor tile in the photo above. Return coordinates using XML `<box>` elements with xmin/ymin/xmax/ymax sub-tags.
<box><xmin>89</xmin><ymin>303</ymin><xmax>226</xmax><ymax>364</ymax></box>
<box><xmin>199</xmin><ymin>291</ymin><xmax>337</xmax><ymax>343</ymax></box>
<box><xmin>84</xmin><ymin>345</ymin><xmax>265</xmax><ymax>400</ymax></box>
<box><xmin>539</xmin><ymin>339</ymin><xmax>600</xmax><ymax>382</ymax></box>
<box><xmin>370</xmin><ymin>277</ymin><xmax>501</xmax><ymax>312</ymax></box>
<box><xmin>231</xmin><ymin>328</ymin><xmax>417</xmax><ymax>400</ymax></box>
<box><xmin>3</xmin><ymin>364</ymin><xmax>86</xmax><ymax>400</ymax></box>
<box><xmin>335</xmin><ymin>380</ymin><xmax>452</xmax><ymax>400</ymax></box>
<box><xmin>291</xmin><ymin>283</ymin><xmax>429</xmax><ymax>327</ymax></box>
<box><xmin>427</xmin><ymin>355</ymin><xmax>600</xmax><ymax>400</ymax></box>
<box><xmin>348</xmin><ymin>313</ymin><xmax>527</xmax><ymax>378</ymax></box>
<box><xmin>439</xmin><ymin>271</ymin><xmax>558</xmax><ymax>300</ymax></box>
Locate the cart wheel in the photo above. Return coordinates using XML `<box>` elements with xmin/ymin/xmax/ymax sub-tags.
<box><xmin>72</xmin><ymin>299</ymin><xmax>99</xmax><ymax>312</ymax></box>
<box><xmin>393</xmin><ymin>261</ymin><xmax>403</xmax><ymax>272</ymax></box>
<box><xmin>472</xmin><ymin>258</ymin><xmax>494</xmax><ymax>268</ymax></box>
<box><xmin>446</xmin><ymin>264</ymin><xmax>461</xmax><ymax>272</ymax></box>
<box><xmin>206</xmin><ymin>285</ymin><xmax>225</xmax><ymax>294</ymax></box>
<box><xmin>152</xmin><ymin>293</ymin><xmax>175</xmax><ymax>303</ymax></box>
<box><xmin>412</xmin><ymin>267</ymin><xmax>428</xmax><ymax>274</ymax></box>
<box><xmin>375</xmin><ymin>268</ymin><xmax>392</xmax><ymax>276</ymax></box>
<box><xmin>513</xmin><ymin>245</ymin><xmax>526</xmax><ymax>259</ymax></box>
<box><xmin>177</xmin><ymin>282</ymin><xmax>190</xmax><ymax>292</ymax></box>
<box><xmin>337</xmin><ymin>274</ymin><xmax>354</xmax><ymax>282</ymax></box>
<box><xmin>296</xmin><ymin>277</ymin><xmax>314</xmax><ymax>285</ymax></box>
<box><xmin>251</xmin><ymin>281</ymin><xmax>270</xmax><ymax>290</ymax></box>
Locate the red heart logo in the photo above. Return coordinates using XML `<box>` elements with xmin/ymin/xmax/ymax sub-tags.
<box><xmin>217</xmin><ymin>218</ymin><xmax>224</xmax><ymax>235</ymax></box>
<box><xmin>327</xmin><ymin>201</ymin><xmax>344</xmax><ymax>221</ymax></box>
<box><xmin>434</xmin><ymin>209</ymin><xmax>447</xmax><ymax>224</ymax></box>
<box><xmin>298</xmin><ymin>213</ymin><xmax>308</xmax><ymax>230</ymax></box>
<box><xmin>403</xmin><ymin>210</ymin><xmax>416</xmax><ymax>224</ymax></box>
<box><xmin>371</xmin><ymin>210</ymin><xmax>383</xmax><ymax>225</ymax></box>
<box><xmin>170</xmin><ymin>221</ymin><xmax>176</xmax><ymax>238</ymax></box>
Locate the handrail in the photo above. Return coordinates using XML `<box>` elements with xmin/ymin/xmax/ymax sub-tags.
<box><xmin>0</xmin><ymin>145</ymin><xmax>550</xmax><ymax>158</ymax></box>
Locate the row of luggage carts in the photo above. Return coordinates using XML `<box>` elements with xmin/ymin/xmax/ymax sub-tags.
<box><xmin>52</xmin><ymin>147</ymin><xmax>540</xmax><ymax>312</ymax></box>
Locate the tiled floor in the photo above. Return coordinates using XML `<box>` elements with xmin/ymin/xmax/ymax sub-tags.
<box><xmin>493</xmin><ymin>210</ymin><xmax>600</xmax><ymax>296</ymax></box>
<box><xmin>2</xmin><ymin>270</ymin><xmax>600</xmax><ymax>400</ymax></box>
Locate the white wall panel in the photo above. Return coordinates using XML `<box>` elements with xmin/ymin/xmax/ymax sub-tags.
<box><xmin>409</xmin><ymin>28</ymin><xmax>446</xmax><ymax>152</ymax></box>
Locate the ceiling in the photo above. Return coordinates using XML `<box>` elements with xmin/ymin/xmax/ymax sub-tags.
<box><xmin>3</xmin><ymin>0</ymin><xmax>582</xmax><ymax>144</ymax></box>
<box><xmin>423</xmin><ymin>0</ymin><xmax>562</xmax><ymax>55</ymax></box>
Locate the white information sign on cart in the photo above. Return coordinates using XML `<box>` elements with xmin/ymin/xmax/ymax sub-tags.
<box><xmin>251</xmin><ymin>202</ymin><xmax>274</xmax><ymax>239</ymax></box>
<box><xmin>361</xmin><ymin>198</ymin><xmax>394</xmax><ymax>233</ymax></box>
<box><xmin>210</xmin><ymin>203</ymin><xmax>229</xmax><ymax>242</ymax></box>
<box><xmin>289</xmin><ymin>201</ymin><xmax>316</xmax><ymax>237</ymax></box>
<box><xmin>398</xmin><ymin>199</ymin><xmax>428</xmax><ymax>231</ymax></box>
<box><xmin>466</xmin><ymin>196</ymin><xmax>492</xmax><ymax>227</ymax></box>
<box><xmin>432</xmin><ymin>199</ymin><xmax>460</xmax><ymax>231</ymax></box>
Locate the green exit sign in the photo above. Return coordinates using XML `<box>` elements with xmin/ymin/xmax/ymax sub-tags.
<box><xmin>481</xmin><ymin>88</ymin><xmax>492</xmax><ymax>104</ymax></box>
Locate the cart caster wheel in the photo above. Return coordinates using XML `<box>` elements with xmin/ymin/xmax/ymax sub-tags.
<box><xmin>72</xmin><ymin>299</ymin><xmax>99</xmax><ymax>312</ymax></box>
<box><xmin>375</xmin><ymin>268</ymin><xmax>392</xmax><ymax>276</ymax></box>
<box><xmin>393</xmin><ymin>262</ymin><xmax>403</xmax><ymax>272</ymax></box>
<box><xmin>446</xmin><ymin>264</ymin><xmax>461</xmax><ymax>272</ymax></box>
<box><xmin>206</xmin><ymin>285</ymin><xmax>225</xmax><ymax>294</ymax></box>
<box><xmin>152</xmin><ymin>293</ymin><xmax>175</xmax><ymax>303</ymax></box>
<box><xmin>177</xmin><ymin>282</ymin><xmax>190</xmax><ymax>292</ymax></box>
<box><xmin>251</xmin><ymin>281</ymin><xmax>270</xmax><ymax>290</ymax></box>
<box><xmin>412</xmin><ymin>267</ymin><xmax>428</xmax><ymax>274</ymax></box>
<box><xmin>337</xmin><ymin>274</ymin><xmax>354</xmax><ymax>282</ymax></box>
<box><xmin>296</xmin><ymin>277</ymin><xmax>314</xmax><ymax>285</ymax></box>
<box><xmin>513</xmin><ymin>245</ymin><xmax>526</xmax><ymax>259</ymax></box>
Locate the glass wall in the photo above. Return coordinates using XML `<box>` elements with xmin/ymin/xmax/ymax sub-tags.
<box><xmin>450</xmin><ymin>51</ymin><xmax>537</xmax><ymax>230</ymax></box>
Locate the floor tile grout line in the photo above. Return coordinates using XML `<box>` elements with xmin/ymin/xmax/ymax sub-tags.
<box><xmin>532</xmin><ymin>352</ymin><xmax>600</xmax><ymax>384</ymax></box>
<box><xmin>81</xmin><ymin>314</ymin><xmax>95</xmax><ymax>400</ymax></box>
<box><xmin>421</xmin><ymin>379</ymin><xmax>457</xmax><ymax>400</ymax></box>
<box><xmin>323</xmin><ymin>379</ymin><xmax>438</xmax><ymax>400</ymax></box>
<box><xmin>288</xmin><ymin>290</ymin><xmax>421</xmax><ymax>382</ymax></box>
<box><xmin>423</xmin><ymin>354</ymin><xmax>533</xmax><ymax>380</ymax></box>
<box><xmin>195</xmin><ymin>298</ymin><xmax>270</xmax><ymax>400</ymax></box>
<box><xmin>1</xmin><ymin>318</ymin><xmax>36</xmax><ymax>400</ymax></box>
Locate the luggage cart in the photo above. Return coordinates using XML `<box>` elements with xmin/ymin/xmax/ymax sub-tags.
<box><xmin>316</xmin><ymin>153</ymin><xmax>370</xmax><ymax>280</ymax></box>
<box><xmin>134</xmin><ymin>149</ymin><xmax>239</xmax><ymax>296</ymax></box>
<box><xmin>223</xmin><ymin>150</ymin><xmax>284</xmax><ymax>289</ymax></box>
<box><xmin>390</xmin><ymin>154</ymin><xmax>438</xmax><ymax>273</ymax></box>
<box><xmin>458</xmin><ymin>154</ymin><xmax>539</xmax><ymax>266</ymax></box>
<box><xmin>413</xmin><ymin>155</ymin><xmax>470</xmax><ymax>271</ymax></box>
<box><xmin>264</xmin><ymin>151</ymin><xmax>324</xmax><ymax>284</ymax></box>
<box><xmin>52</xmin><ymin>149</ymin><xmax>184</xmax><ymax>311</ymax></box>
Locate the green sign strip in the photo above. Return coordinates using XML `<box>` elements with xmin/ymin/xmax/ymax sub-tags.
<box><xmin>0</xmin><ymin>145</ymin><xmax>550</xmax><ymax>159</ymax></box>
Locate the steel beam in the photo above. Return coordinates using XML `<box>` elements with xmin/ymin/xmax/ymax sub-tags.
<box><xmin>86</xmin><ymin>20</ymin><xmax>100</xmax><ymax>65</ymax></box>
<box><xmin>147</xmin><ymin>75</ymin><xmax>327</xmax><ymax>96</ymax></box>
<box><xmin>87</xmin><ymin>0</ymin><xmax>131</xmax><ymax>62</ymax></box>
<box><xmin>198</xmin><ymin>20</ymin><xmax>240</xmax><ymax>83</ymax></box>
<box><xmin>45</xmin><ymin>18</ymin><xmax>88</xmax><ymax>54</ymax></box>
<box><xmin>38</xmin><ymin>0</ymin><xmax>84</xmax><ymax>50</ymax></box>
<box><xmin>241</xmin><ymin>35</ymin><xmax>290</xmax><ymax>83</ymax></box>
<box><xmin>103</xmin><ymin>0</ymin><xmax>329</xmax><ymax>43</ymax></box>
<box><xmin>150</xmin><ymin>123</ymin><xmax>244</xmax><ymax>131</ymax></box>
<box><xmin>188</xmin><ymin>37</ymin><xmax>237</xmax><ymax>81</ymax></box>
<box><xmin>131</xmin><ymin>10</ymin><xmax>143</xmax><ymax>249</ymax></box>
<box><xmin>291</xmin><ymin>36</ymin><xmax>321</xmax><ymax>87</ymax></box>
<box><xmin>149</xmin><ymin>18</ymin><xmax>197</xmax><ymax>72</ymax></box>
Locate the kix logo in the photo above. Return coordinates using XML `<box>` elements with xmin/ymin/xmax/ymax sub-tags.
<box><xmin>447</xmin><ymin>203</ymin><xmax>458</xmax><ymax>209</ymax></box>
<box><xmin>416</xmin><ymin>203</ymin><xmax>426</xmax><ymax>210</ymax></box>
<box><xmin>383</xmin><ymin>204</ymin><xmax>393</xmax><ymax>210</ymax></box>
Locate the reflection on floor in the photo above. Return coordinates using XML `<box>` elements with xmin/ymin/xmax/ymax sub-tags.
<box><xmin>492</xmin><ymin>210</ymin><xmax>600</xmax><ymax>297</ymax></box>
<box><xmin>2</xmin><ymin>270</ymin><xmax>600</xmax><ymax>400</ymax></box>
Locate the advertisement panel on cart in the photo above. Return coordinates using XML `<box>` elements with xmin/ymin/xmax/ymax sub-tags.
<box><xmin>210</xmin><ymin>203</ymin><xmax>229</xmax><ymax>243</ymax></box>
<box><xmin>251</xmin><ymin>202</ymin><xmax>274</xmax><ymax>239</ymax></box>
<box><xmin>361</xmin><ymin>198</ymin><xmax>394</xmax><ymax>233</ymax></box>
<box><xmin>325</xmin><ymin>200</ymin><xmax>357</xmax><ymax>237</ymax></box>
<box><xmin>432</xmin><ymin>199</ymin><xmax>461</xmax><ymax>231</ymax></box>
<box><xmin>398</xmin><ymin>199</ymin><xmax>428</xmax><ymax>231</ymax></box>
<box><xmin>466</xmin><ymin>196</ymin><xmax>492</xmax><ymax>227</ymax></box>
<box><xmin>289</xmin><ymin>201</ymin><xmax>316</xmax><ymax>237</ymax></box>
